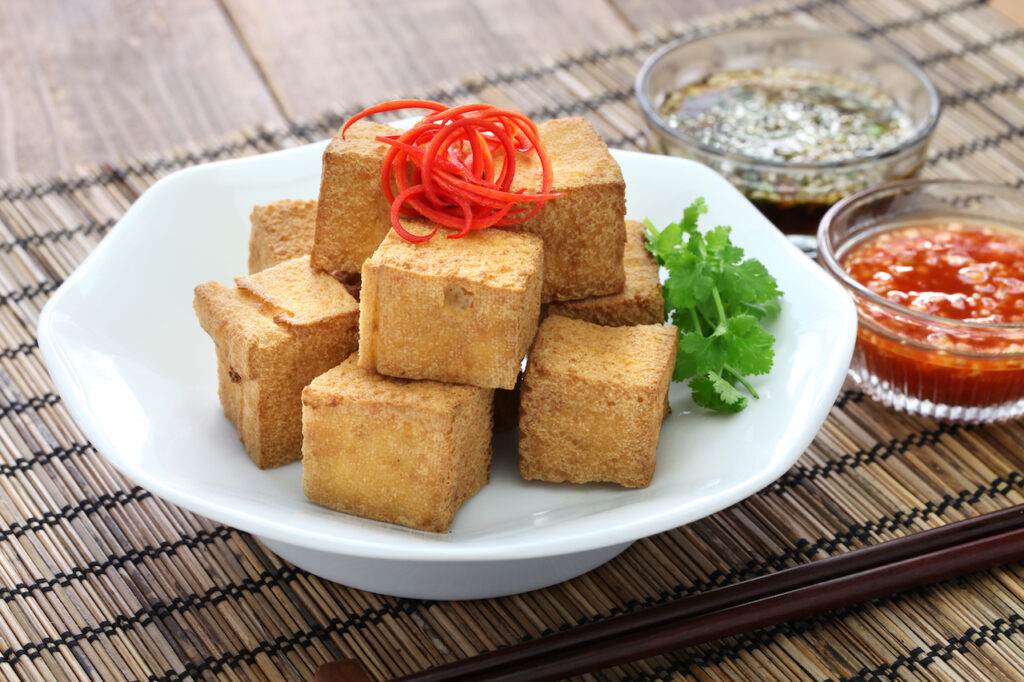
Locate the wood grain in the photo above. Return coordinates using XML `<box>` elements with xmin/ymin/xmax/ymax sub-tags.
<box><xmin>0</xmin><ymin>0</ymin><xmax>284</xmax><ymax>179</ymax></box>
<box><xmin>4</xmin><ymin>0</ymin><xmax>1021</xmax><ymax>183</ymax></box>
<box><xmin>218</xmin><ymin>0</ymin><xmax>636</xmax><ymax>119</ymax></box>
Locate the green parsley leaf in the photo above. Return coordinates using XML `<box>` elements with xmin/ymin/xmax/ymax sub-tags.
<box><xmin>681</xmin><ymin>196</ymin><xmax>708</xmax><ymax>234</ymax></box>
<box><xmin>689</xmin><ymin>372</ymin><xmax>747</xmax><ymax>413</ymax></box>
<box><xmin>662</xmin><ymin>252</ymin><xmax>713</xmax><ymax>313</ymax></box>
<box><xmin>722</xmin><ymin>315</ymin><xmax>776</xmax><ymax>376</ymax></box>
<box><xmin>645</xmin><ymin>198</ymin><xmax>784</xmax><ymax>414</ymax></box>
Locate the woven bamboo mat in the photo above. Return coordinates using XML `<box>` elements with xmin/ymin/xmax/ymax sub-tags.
<box><xmin>4</xmin><ymin>0</ymin><xmax>1024</xmax><ymax>680</ymax></box>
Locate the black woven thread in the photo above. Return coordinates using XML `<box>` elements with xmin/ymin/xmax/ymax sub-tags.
<box><xmin>0</xmin><ymin>340</ymin><xmax>37</xmax><ymax>361</ymax></box>
<box><xmin>0</xmin><ymin>525</ymin><xmax>237</xmax><ymax>604</ymax></box>
<box><xmin>766</xmin><ymin>423</ymin><xmax>964</xmax><ymax>493</ymax></box>
<box><xmin>721</xmin><ymin>474</ymin><xmax>1024</xmax><ymax>587</ymax></box>
<box><xmin>0</xmin><ymin>218</ymin><xmax>115</xmax><ymax>253</ymax></box>
<box><xmin>618</xmin><ymin>610</ymin><xmax>1024</xmax><ymax>681</ymax></box>
<box><xmin>0</xmin><ymin>441</ymin><xmax>93</xmax><ymax>478</ymax></box>
<box><xmin>0</xmin><ymin>522</ymin><xmax>241</xmax><ymax>606</ymax></box>
<box><xmin>941</xmin><ymin>74</ymin><xmax>1024</xmax><ymax>107</ymax></box>
<box><xmin>0</xmin><ymin>134</ymin><xmax>276</xmax><ymax>204</ymax></box>
<box><xmin>853</xmin><ymin>0</ymin><xmax>986</xmax><ymax>38</ymax></box>
<box><xmin>427</xmin><ymin>0</ymin><xmax>837</xmax><ymax>100</ymax></box>
<box><xmin>842</xmin><ymin>614</ymin><xmax>1024</xmax><ymax>681</ymax></box>
<box><xmin>0</xmin><ymin>280</ymin><xmax>61</xmax><ymax>308</ymax></box>
<box><xmin>917</xmin><ymin>28</ymin><xmax>1024</xmax><ymax>67</ymax></box>
<box><xmin>0</xmin><ymin>487</ymin><xmax>150</xmax><ymax>543</ymax></box>
<box><xmin>928</xmin><ymin>126</ymin><xmax>1024</xmax><ymax>164</ymax></box>
<box><xmin>1</xmin><ymin>472</ymin><xmax>1009</xmax><ymax>617</ymax></box>
<box><xmin>149</xmin><ymin>601</ymin><xmax>428</xmax><ymax>682</ymax></box>
<box><xmin>833</xmin><ymin>388</ymin><xmax>866</xmax><ymax>409</ymax></box>
<box><xmin>0</xmin><ymin>565</ymin><xmax>308</xmax><ymax>665</ymax></box>
<box><xmin>0</xmin><ymin>392</ymin><xmax>61</xmax><ymax>421</ymax></box>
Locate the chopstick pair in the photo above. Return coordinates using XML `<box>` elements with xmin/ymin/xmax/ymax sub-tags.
<box><xmin>317</xmin><ymin>504</ymin><xmax>1024</xmax><ymax>682</ymax></box>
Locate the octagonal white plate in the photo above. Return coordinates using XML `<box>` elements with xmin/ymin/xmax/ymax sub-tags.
<box><xmin>37</xmin><ymin>140</ymin><xmax>856</xmax><ymax>600</ymax></box>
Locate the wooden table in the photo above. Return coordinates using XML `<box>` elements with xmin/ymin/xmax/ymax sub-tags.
<box><xmin>5</xmin><ymin>0</ymin><xmax>1020</xmax><ymax>182</ymax></box>
<box><xmin>0</xmin><ymin>0</ymin><xmax>769</xmax><ymax>182</ymax></box>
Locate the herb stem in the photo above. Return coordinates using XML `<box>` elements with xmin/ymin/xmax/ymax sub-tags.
<box><xmin>724</xmin><ymin>365</ymin><xmax>759</xmax><ymax>399</ymax></box>
<box><xmin>712</xmin><ymin>287</ymin><xmax>727</xmax><ymax>326</ymax></box>
<box><xmin>689</xmin><ymin>307</ymin><xmax>703</xmax><ymax>337</ymax></box>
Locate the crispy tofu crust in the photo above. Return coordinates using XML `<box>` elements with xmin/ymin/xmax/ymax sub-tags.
<box><xmin>507</xmin><ymin>117</ymin><xmax>627</xmax><ymax>302</ymax></box>
<box><xmin>518</xmin><ymin>315</ymin><xmax>677</xmax><ymax>488</ymax></box>
<box><xmin>193</xmin><ymin>255</ymin><xmax>359</xmax><ymax>469</ymax></box>
<box><xmin>359</xmin><ymin>224</ymin><xmax>543</xmax><ymax>390</ymax></box>
<box><xmin>248</xmin><ymin>199</ymin><xmax>317</xmax><ymax>274</ymax></box>
<box><xmin>544</xmin><ymin>220</ymin><xmax>664</xmax><ymax>326</ymax></box>
<box><xmin>302</xmin><ymin>355</ymin><xmax>493</xmax><ymax>532</ymax></box>
<box><xmin>311</xmin><ymin>120</ymin><xmax>400</xmax><ymax>275</ymax></box>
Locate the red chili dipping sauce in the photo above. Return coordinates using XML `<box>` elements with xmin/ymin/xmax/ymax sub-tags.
<box><xmin>840</xmin><ymin>222</ymin><xmax>1024</xmax><ymax>409</ymax></box>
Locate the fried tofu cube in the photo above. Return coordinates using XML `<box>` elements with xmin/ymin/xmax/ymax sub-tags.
<box><xmin>248</xmin><ymin>199</ymin><xmax>317</xmax><ymax>273</ymax></box>
<box><xmin>519</xmin><ymin>316</ymin><xmax>677</xmax><ymax>488</ymax></box>
<box><xmin>302</xmin><ymin>355</ymin><xmax>493</xmax><ymax>533</ymax></box>
<box><xmin>193</xmin><ymin>255</ymin><xmax>359</xmax><ymax>469</ymax></box>
<box><xmin>508</xmin><ymin>117</ymin><xmax>626</xmax><ymax>302</ymax></box>
<box><xmin>544</xmin><ymin>220</ymin><xmax>664</xmax><ymax>326</ymax></box>
<box><xmin>359</xmin><ymin>223</ymin><xmax>543</xmax><ymax>390</ymax></box>
<box><xmin>311</xmin><ymin>120</ymin><xmax>400</xmax><ymax>275</ymax></box>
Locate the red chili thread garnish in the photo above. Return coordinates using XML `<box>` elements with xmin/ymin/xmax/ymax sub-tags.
<box><xmin>342</xmin><ymin>100</ymin><xmax>561</xmax><ymax>242</ymax></box>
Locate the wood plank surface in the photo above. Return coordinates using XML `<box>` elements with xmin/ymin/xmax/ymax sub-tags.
<box><xmin>0</xmin><ymin>0</ymin><xmax>780</xmax><ymax>182</ymax></box>
<box><xmin>0</xmin><ymin>0</ymin><xmax>284</xmax><ymax>180</ymax></box>
<box><xmin>219</xmin><ymin>0</ymin><xmax>636</xmax><ymax>119</ymax></box>
<box><xmin>3</xmin><ymin>1</ymin><xmax>1022</xmax><ymax>182</ymax></box>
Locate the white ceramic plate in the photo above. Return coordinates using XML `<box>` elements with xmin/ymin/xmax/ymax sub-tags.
<box><xmin>38</xmin><ymin>141</ymin><xmax>856</xmax><ymax>600</ymax></box>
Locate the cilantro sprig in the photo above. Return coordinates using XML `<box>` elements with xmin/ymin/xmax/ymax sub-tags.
<box><xmin>644</xmin><ymin>198</ymin><xmax>783</xmax><ymax>413</ymax></box>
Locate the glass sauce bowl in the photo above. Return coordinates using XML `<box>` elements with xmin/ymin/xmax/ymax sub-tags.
<box><xmin>635</xmin><ymin>27</ymin><xmax>941</xmax><ymax>235</ymax></box>
<box><xmin>818</xmin><ymin>180</ymin><xmax>1024</xmax><ymax>423</ymax></box>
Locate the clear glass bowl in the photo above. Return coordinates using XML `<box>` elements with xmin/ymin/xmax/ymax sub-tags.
<box><xmin>635</xmin><ymin>27</ymin><xmax>941</xmax><ymax>234</ymax></box>
<box><xmin>817</xmin><ymin>179</ymin><xmax>1024</xmax><ymax>424</ymax></box>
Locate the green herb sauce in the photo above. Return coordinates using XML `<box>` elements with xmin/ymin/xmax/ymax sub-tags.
<box><xmin>659</xmin><ymin>67</ymin><xmax>913</xmax><ymax>164</ymax></box>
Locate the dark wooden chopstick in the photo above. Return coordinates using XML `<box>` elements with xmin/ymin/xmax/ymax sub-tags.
<box><xmin>318</xmin><ymin>504</ymin><xmax>1024</xmax><ymax>682</ymax></box>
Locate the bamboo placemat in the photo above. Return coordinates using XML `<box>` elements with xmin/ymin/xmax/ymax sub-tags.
<box><xmin>4</xmin><ymin>0</ymin><xmax>1024</xmax><ymax>680</ymax></box>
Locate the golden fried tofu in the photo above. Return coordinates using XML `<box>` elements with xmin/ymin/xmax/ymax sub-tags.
<box><xmin>193</xmin><ymin>255</ymin><xmax>359</xmax><ymax>469</ymax></box>
<box><xmin>545</xmin><ymin>220</ymin><xmax>664</xmax><ymax>326</ymax></box>
<box><xmin>519</xmin><ymin>316</ymin><xmax>677</xmax><ymax>488</ymax></box>
<box><xmin>302</xmin><ymin>355</ymin><xmax>493</xmax><ymax>533</ymax></box>
<box><xmin>311</xmin><ymin>120</ymin><xmax>400</xmax><ymax>275</ymax></box>
<box><xmin>507</xmin><ymin>117</ymin><xmax>626</xmax><ymax>302</ymax></box>
<box><xmin>248</xmin><ymin>199</ymin><xmax>317</xmax><ymax>273</ymax></box>
<box><xmin>359</xmin><ymin>223</ymin><xmax>543</xmax><ymax>390</ymax></box>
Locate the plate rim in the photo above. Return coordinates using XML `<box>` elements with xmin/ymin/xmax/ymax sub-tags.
<box><xmin>37</xmin><ymin>142</ymin><xmax>857</xmax><ymax>563</ymax></box>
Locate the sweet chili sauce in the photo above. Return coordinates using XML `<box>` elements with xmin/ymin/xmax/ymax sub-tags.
<box><xmin>841</xmin><ymin>221</ymin><xmax>1024</xmax><ymax>410</ymax></box>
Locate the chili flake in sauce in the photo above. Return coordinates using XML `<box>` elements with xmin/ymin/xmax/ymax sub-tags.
<box><xmin>843</xmin><ymin>223</ymin><xmax>1024</xmax><ymax>324</ymax></box>
<box><xmin>839</xmin><ymin>222</ymin><xmax>1024</xmax><ymax>413</ymax></box>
